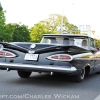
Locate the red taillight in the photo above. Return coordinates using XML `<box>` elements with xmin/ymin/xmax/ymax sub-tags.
<box><xmin>47</xmin><ymin>54</ymin><xmax>73</xmax><ymax>61</ymax></box>
<box><xmin>51</xmin><ymin>56</ymin><xmax>58</xmax><ymax>59</ymax></box>
<box><xmin>0</xmin><ymin>52</ymin><xmax>5</xmax><ymax>56</ymax></box>
<box><xmin>59</xmin><ymin>55</ymin><xmax>71</xmax><ymax>60</ymax></box>
<box><xmin>0</xmin><ymin>51</ymin><xmax>16</xmax><ymax>58</ymax></box>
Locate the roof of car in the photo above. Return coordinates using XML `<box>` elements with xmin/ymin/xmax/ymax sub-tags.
<box><xmin>43</xmin><ymin>33</ymin><xmax>92</xmax><ymax>38</ymax></box>
<box><xmin>43</xmin><ymin>34</ymin><xmax>89</xmax><ymax>37</ymax></box>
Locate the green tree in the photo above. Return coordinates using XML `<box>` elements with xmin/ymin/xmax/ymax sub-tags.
<box><xmin>3</xmin><ymin>24</ymin><xmax>15</xmax><ymax>42</ymax></box>
<box><xmin>30</xmin><ymin>14</ymin><xmax>78</xmax><ymax>42</ymax></box>
<box><xmin>0</xmin><ymin>3</ymin><xmax>14</xmax><ymax>42</ymax></box>
<box><xmin>12</xmin><ymin>24</ymin><xmax>30</xmax><ymax>42</ymax></box>
<box><xmin>39</xmin><ymin>14</ymin><xmax>78</xmax><ymax>34</ymax></box>
<box><xmin>30</xmin><ymin>23</ymin><xmax>51</xmax><ymax>42</ymax></box>
<box><xmin>0</xmin><ymin>3</ymin><xmax>5</xmax><ymax>41</ymax></box>
<box><xmin>95</xmin><ymin>39</ymin><xmax>100</xmax><ymax>48</ymax></box>
<box><xmin>66</xmin><ymin>23</ymin><xmax>78</xmax><ymax>34</ymax></box>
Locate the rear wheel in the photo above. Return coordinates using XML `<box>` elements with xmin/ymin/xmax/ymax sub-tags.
<box><xmin>72</xmin><ymin>68</ymin><xmax>85</xmax><ymax>82</ymax></box>
<box><xmin>17</xmin><ymin>71</ymin><xmax>32</xmax><ymax>78</ymax></box>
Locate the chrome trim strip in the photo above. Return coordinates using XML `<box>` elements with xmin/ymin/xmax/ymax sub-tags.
<box><xmin>0</xmin><ymin>63</ymin><xmax>77</xmax><ymax>72</ymax></box>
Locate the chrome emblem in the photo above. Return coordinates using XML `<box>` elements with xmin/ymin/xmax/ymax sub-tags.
<box><xmin>30</xmin><ymin>44</ymin><xmax>36</xmax><ymax>49</ymax></box>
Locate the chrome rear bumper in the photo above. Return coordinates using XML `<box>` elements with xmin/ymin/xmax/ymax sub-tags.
<box><xmin>0</xmin><ymin>62</ymin><xmax>77</xmax><ymax>73</ymax></box>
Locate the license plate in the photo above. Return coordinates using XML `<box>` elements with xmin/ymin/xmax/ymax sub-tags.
<box><xmin>24</xmin><ymin>53</ymin><xmax>38</xmax><ymax>61</ymax></box>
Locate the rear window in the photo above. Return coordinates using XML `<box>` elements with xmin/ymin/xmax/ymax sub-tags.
<box><xmin>40</xmin><ymin>36</ymin><xmax>89</xmax><ymax>49</ymax></box>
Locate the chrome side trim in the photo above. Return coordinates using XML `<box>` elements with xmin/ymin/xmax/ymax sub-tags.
<box><xmin>0</xmin><ymin>63</ymin><xmax>77</xmax><ymax>72</ymax></box>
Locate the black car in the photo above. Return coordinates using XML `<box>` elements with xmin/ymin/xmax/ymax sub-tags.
<box><xmin>0</xmin><ymin>34</ymin><xmax>100</xmax><ymax>82</ymax></box>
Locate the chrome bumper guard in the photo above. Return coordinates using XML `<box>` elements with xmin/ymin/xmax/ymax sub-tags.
<box><xmin>0</xmin><ymin>63</ymin><xmax>77</xmax><ymax>73</ymax></box>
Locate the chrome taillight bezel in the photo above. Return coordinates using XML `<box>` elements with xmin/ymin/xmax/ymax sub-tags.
<box><xmin>47</xmin><ymin>54</ymin><xmax>73</xmax><ymax>61</ymax></box>
<box><xmin>0</xmin><ymin>51</ymin><xmax>17</xmax><ymax>58</ymax></box>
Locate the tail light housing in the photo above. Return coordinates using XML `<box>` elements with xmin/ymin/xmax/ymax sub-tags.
<box><xmin>0</xmin><ymin>51</ymin><xmax>17</xmax><ymax>58</ymax></box>
<box><xmin>47</xmin><ymin>54</ymin><xmax>73</xmax><ymax>61</ymax></box>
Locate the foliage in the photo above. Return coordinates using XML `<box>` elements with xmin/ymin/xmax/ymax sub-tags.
<box><xmin>39</xmin><ymin>14</ymin><xmax>78</xmax><ymax>34</ymax></box>
<box><xmin>0</xmin><ymin>3</ymin><xmax>14</xmax><ymax>42</ymax></box>
<box><xmin>12</xmin><ymin>24</ymin><xmax>30</xmax><ymax>42</ymax></box>
<box><xmin>95</xmin><ymin>39</ymin><xmax>100</xmax><ymax>48</ymax></box>
<box><xmin>30</xmin><ymin>14</ymin><xmax>78</xmax><ymax>42</ymax></box>
<box><xmin>0</xmin><ymin>3</ymin><xmax>79</xmax><ymax>42</ymax></box>
<box><xmin>0</xmin><ymin>3</ymin><xmax>30</xmax><ymax>42</ymax></box>
<box><xmin>30</xmin><ymin>23</ymin><xmax>52</xmax><ymax>42</ymax></box>
<box><xmin>3</xmin><ymin>24</ymin><xmax>15</xmax><ymax>42</ymax></box>
<box><xmin>0</xmin><ymin>3</ymin><xmax>6</xmax><ymax>41</ymax></box>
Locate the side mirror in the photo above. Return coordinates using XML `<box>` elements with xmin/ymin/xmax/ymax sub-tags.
<box><xmin>0</xmin><ymin>44</ymin><xmax>4</xmax><ymax>51</ymax></box>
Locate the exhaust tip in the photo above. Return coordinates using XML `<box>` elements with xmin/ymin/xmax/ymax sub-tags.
<box><xmin>7</xmin><ymin>68</ymin><xmax>10</xmax><ymax>71</ymax></box>
<box><xmin>50</xmin><ymin>72</ymin><xmax>53</xmax><ymax>75</ymax></box>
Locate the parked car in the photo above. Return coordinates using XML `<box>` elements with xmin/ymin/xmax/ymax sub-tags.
<box><xmin>0</xmin><ymin>34</ymin><xmax>100</xmax><ymax>82</ymax></box>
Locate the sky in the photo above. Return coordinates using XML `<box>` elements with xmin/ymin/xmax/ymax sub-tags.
<box><xmin>0</xmin><ymin>0</ymin><xmax>100</xmax><ymax>37</ymax></box>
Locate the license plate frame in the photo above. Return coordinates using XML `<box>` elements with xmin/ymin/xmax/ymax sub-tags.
<box><xmin>24</xmin><ymin>53</ymin><xmax>39</xmax><ymax>61</ymax></box>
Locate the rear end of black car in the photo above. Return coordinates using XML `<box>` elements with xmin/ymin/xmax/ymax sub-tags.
<box><xmin>0</xmin><ymin>43</ymin><xmax>77</xmax><ymax>73</ymax></box>
<box><xmin>0</xmin><ymin>34</ymin><xmax>91</xmax><ymax>82</ymax></box>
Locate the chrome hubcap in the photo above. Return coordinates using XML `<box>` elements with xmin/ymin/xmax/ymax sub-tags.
<box><xmin>80</xmin><ymin>69</ymin><xmax>85</xmax><ymax>79</ymax></box>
